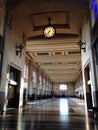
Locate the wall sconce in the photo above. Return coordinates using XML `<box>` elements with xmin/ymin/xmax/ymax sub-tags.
<box><xmin>16</xmin><ymin>43</ymin><xmax>24</xmax><ymax>57</ymax></box>
<box><xmin>77</xmin><ymin>40</ymin><xmax>86</xmax><ymax>52</ymax></box>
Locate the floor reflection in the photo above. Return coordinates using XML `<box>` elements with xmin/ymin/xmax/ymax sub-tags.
<box><xmin>0</xmin><ymin>98</ymin><xmax>98</xmax><ymax>130</ymax></box>
<box><xmin>17</xmin><ymin>108</ymin><xmax>23</xmax><ymax>130</ymax></box>
<box><xmin>60</xmin><ymin>98</ymin><xmax>68</xmax><ymax>115</ymax></box>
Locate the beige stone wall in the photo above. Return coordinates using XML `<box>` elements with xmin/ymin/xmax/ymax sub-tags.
<box><xmin>0</xmin><ymin>9</ymin><xmax>25</xmax><ymax>107</ymax></box>
<box><xmin>67</xmin><ymin>82</ymin><xmax>75</xmax><ymax>96</ymax></box>
<box><xmin>81</xmin><ymin>9</ymin><xmax>96</xmax><ymax>106</ymax></box>
<box><xmin>75</xmin><ymin>74</ymin><xmax>84</xmax><ymax>98</ymax></box>
<box><xmin>53</xmin><ymin>82</ymin><xmax>75</xmax><ymax>97</ymax></box>
<box><xmin>53</xmin><ymin>83</ymin><xmax>60</xmax><ymax>95</ymax></box>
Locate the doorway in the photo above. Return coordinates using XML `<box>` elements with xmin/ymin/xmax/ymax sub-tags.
<box><xmin>7</xmin><ymin>66</ymin><xmax>21</xmax><ymax>108</ymax></box>
<box><xmin>84</xmin><ymin>65</ymin><xmax>92</xmax><ymax>109</ymax></box>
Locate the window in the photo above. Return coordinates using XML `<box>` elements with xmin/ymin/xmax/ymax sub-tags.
<box><xmin>33</xmin><ymin>71</ymin><xmax>36</xmax><ymax>82</ymax></box>
<box><xmin>60</xmin><ymin>84</ymin><xmax>67</xmax><ymax>90</ymax></box>
<box><xmin>24</xmin><ymin>64</ymin><xmax>28</xmax><ymax>79</ymax></box>
<box><xmin>39</xmin><ymin>76</ymin><xmax>42</xmax><ymax>84</ymax></box>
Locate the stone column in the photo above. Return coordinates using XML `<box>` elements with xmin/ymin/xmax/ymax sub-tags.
<box><xmin>41</xmin><ymin>72</ymin><xmax>44</xmax><ymax>98</ymax></box>
<box><xmin>0</xmin><ymin>0</ymin><xmax>7</xmax><ymax>113</ymax></box>
<box><xmin>36</xmin><ymin>69</ymin><xmax>39</xmax><ymax>100</ymax></box>
<box><xmin>27</xmin><ymin>60</ymin><xmax>33</xmax><ymax>100</ymax></box>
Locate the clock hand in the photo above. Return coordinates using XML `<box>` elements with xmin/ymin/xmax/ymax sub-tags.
<box><xmin>48</xmin><ymin>30</ymin><xmax>50</xmax><ymax>34</ymax></box>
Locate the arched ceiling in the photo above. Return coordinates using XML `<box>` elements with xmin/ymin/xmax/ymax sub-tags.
<box><xmin>8</xmin><ymin>0</ymin><xmax>89</xmax><ymax>83</ymax></box>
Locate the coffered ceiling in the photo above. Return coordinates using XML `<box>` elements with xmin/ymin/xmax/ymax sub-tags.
<box><xmin>9</xmin><ymin>0</ymin><xmax>89</xmax><ymax>83</ymax></box>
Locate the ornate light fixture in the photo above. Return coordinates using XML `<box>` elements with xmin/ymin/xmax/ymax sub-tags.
<box><xmin>16</xmin><ymin>43</ymin><xmax>24</xmax><ymax>57</ymax></box>
<box><xmin>77</xmin><ymin>40</ymin><xmax>86</xmax><ymax>52</ymax></box>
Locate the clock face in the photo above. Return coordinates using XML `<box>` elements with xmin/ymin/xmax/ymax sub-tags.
<box><xmin>44</xmin><ymin>26</ymin><xmax>55</xmax><ymax>38</ymax></box>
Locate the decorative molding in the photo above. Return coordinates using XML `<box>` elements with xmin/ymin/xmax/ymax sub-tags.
<box><xmin>27</xmin><ymin>33</ymin><xmax>79</xmax><ymax>41</ymax></box>
<box><xmin>33</xmin><ymin>24</ymin><xmax>70</xmax><ymax>31</ymax></box>
<box><xmin>29</xmin><ymin>10</ymin><xmax>70</xmax><ymax>31</ymax></box>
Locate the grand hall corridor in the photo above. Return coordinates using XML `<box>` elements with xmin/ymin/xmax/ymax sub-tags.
<box><xmin>0</xmin><ymin>98</ymin><xmax>98</xmax><ymax>130</ymax></box>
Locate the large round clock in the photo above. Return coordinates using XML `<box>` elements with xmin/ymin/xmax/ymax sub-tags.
<box><xmin>43</xmin><ymin>26</ymin><xmax>56</xmax><ymax>38</ymax></box>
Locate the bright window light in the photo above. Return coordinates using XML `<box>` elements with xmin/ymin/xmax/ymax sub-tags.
<box><xmin>60</xmin><ymin>84</ymin><xmax>67</xmax><ymax>90</ymax></box>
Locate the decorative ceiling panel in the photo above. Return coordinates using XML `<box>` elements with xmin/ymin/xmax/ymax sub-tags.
<box><xmin>29</xmin><ymin>11</ymin><xmax>70</xmax><ymax>31</ymax></box>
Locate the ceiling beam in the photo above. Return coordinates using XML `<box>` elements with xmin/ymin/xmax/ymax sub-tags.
<box><xmin>33</xmin><ymin>24</ymin><xmax>70</xmax><ymax>31</ymax></box>
<box><xmin>27</xmin><ymin>33</ymin><xmax>79</xmax><ymax>41</ymax></box>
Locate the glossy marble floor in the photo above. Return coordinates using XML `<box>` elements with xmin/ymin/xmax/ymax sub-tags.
<box><xmin>0</xmin><ymin>98</ymin><xmax>98</xmax><ymax>130</ymax></box>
